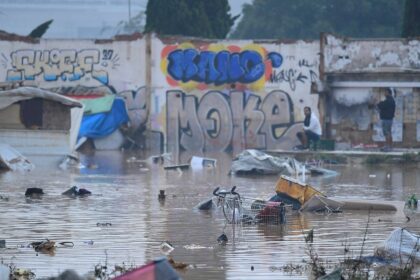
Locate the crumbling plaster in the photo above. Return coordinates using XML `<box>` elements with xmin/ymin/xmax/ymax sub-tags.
<box><xmin>324</xmin><ymin>34</ymin><xmax>420</xmax><ymax>73</ymax></box>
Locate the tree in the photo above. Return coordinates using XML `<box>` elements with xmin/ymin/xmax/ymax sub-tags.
<box><xmin>28</xmin><ymin>19</ymin><xmax>53</xmax><ymax>38</ymax></box>
<box><xmin>402</xmin><ymin>0</ymin><xmax>420</xmax><ymax>37</ymax></box>
<box><xmin>230</xmin><ymin>0</ymin><xmax>404</xmax><ymax>39</ymax></box>
<box><xmin>144</xmin><ymin>0</ymin><xmax>237</xmax><ymax>38</ymax></box>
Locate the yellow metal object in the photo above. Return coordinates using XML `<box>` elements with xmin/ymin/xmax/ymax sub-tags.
<box><xmin>275</xmin><ymin>175</ymin><xmax>324</xmax><ymax>205</ymax></box>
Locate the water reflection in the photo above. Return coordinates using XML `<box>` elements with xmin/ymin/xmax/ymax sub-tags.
<box><xmin>0</xmin><ymin>151</ymin><xmax>418</xmax><ymax>279</ymax></box>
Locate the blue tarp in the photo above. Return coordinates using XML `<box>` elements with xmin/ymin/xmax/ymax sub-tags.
<box><xmin>78</xmin><ymin>98</ymin><xmax>129</xmax><ymax>139</ymax></box>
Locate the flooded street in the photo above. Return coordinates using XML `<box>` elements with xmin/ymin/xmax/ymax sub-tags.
<box><xmin>0</xmin><ymin>151</ymin><xmax>418</xmax><ymax>279</ymax></box>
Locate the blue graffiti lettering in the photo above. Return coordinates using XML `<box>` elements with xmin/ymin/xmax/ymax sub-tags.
<box><xmin>167</xmin><ymin>49</ymin><xmax>282</xmax><ymax>85</ymax></box>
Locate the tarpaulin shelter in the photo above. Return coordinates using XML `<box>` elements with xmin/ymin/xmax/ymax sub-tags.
<box><xmin>78</xmin><ymin>97</ymin><xmax>129</xmax><ymax>140</ymax></box>
<box><xmin>0</xmin><ymin>86</ymin><xmax>83</xmax><ymax>156</ymax></box>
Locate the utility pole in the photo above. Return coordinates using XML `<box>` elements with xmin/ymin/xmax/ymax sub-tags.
<box><xmin>128</xmin><ymin>0</ymin><xmax>132</xmax><ymax>23</ymax></box>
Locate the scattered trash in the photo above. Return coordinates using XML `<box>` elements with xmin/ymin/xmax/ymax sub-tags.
<box><xmin>194</xmin><ymin>198</ymin><xmax>214</xmax><ymax>210</ymax></box>
<box><xmin>168</xmin><ymin>257</ymin><xmax>189</xmax><ymax>270</ymax></box>
<box><xmin>160</xmin><ymin>241</ymin><xmax>174</xmax><ymax>254</ymax></box>
<box><xmin>374</xmin><ymin>227</ymin><xmax>420</xmax><ymax>264</ymax></box>
<box><xmin>183</xmin><ymin>244</ymin><xmax>211</xmax><ymax>250</ymax></box>
<box><xmin>13</xmin><ymin>268</ymin><xmax>35</xmax><ymax>279</ymax></box>
<box><xmin>299</xmin><ymin>195</ymin><xmax>344</xmax><ymax>213</ymax></box>
<box><xmin>113</xmin><ymin>258</ymin><xmax>181</xmax><ymax>279</ymax></box>
<box><xmin>164</xmin><ymin>164</ymin><xmax>190</xmax><ymax>170</ymax></box>
<box><xmin>230</xmin><ymin>149</ymin><xmax>306</xmax><ymax>175</ymax></box>
<box><xmin>0</xmin><ymin>143</ymin><xmax>34</xmax><ymax>171</ymax></box>
<box><xmin>31</xmin><ymin>239</ymin><xmax>55</xmax><ymax>253</ymax></box>
<box><xmin>58</xmin><ymin>153</ymin><xmax>81</xmax><ymax>170</ymax></box>
<box><xmin>318</xmin><ymin>268</ymin><xmax>342</xmax><ymax>280</ymax></box>
<box><xmin>275</xmin><ymin>175</ymin><xmax>397</xmax><ymax>212</ymax></box>
<box><xmin>62</xmin><ymin>186</ymin><xmax>92</xmax><ymax>197</ymax></box>
<box><xmin>25</xmin><ymin>187</ymin><xmax>44</xmax><ymax>198</ymax></box>
<box><xmin>0</xmin><ymin>239</ymin><xmax>5</xmax><ymax>248</ymax></box>
<box><xmin>96</xmin><ymin>222</ymin><xmax>112</xmax><ymax>227</ymax></box>
<box><xmin>49</xmin><ymin>270</ymin><xmax>83</xmax><ymax>280</ymax></box>
<box><xmin>213</xmin><ymin>186</ymin><xmax>288</xmax><ymax>224</ymax></box>
<box><xmin>158</xmin><ymin>190</ymin><xmax>166</xmax><ymax>201</ymax></box>
<box><xmin>0</xmin><ymin>194</ymin><xmax>9</xmax><ymax>201</ymax></box>
<box><xmin>304</xmin><ymin>229</ymin><xmax>314</xmax><ymax>243</ymax></box>
<box><xmin>275</xmin><ymin>175</ymin><xmax>323</xmax><ymax>207</ymax></box>
<box><xmin>406</xmin><ymin>194</ymin><xmax>418</xmax><ymax>209</ymax></box>
<box><xmin>83</xmin><ymin>240</ymin><xmax>94</xmax><ymax>245</ymax></box>
<box><xmin>217</xmin><ymin>233</ymin><xmax>228</xmax><ymax>246</ymax></box>
<box><xmin>190</xmin><ymin>156</ymin><xmax>217</xmax><ymax>169</ymax></box>
<box><xmin>58</xmin><ymin>241</ymin><xmax>74</xmax><ymax>247</ymax></box>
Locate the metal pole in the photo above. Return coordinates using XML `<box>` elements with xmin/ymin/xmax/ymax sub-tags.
<box><xmin>128</xmin><ymin>0</ymin><xmax>132</xmax><ymax>23</ymax></box>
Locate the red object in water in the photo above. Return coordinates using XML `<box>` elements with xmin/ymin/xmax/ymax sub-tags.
<box><xmin>112</xmin><ymin>258</ymin><xmax>180</xmax><ymax>280</ymax></box>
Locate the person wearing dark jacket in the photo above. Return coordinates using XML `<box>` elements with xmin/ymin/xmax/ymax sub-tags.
<box><xmin>377</xmin><ymin>89</ymin><xmax>396</xmax><ymax>151</ymax></box>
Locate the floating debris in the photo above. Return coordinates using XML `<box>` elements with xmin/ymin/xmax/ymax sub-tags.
<box><xmin>158</xmin><ymin>190</ymin><xmax>166</xmax><ymax>201</ymax></box>
<box><xmin>62</xmin><ymin>186</ymin><xmax>92</xmax><ymax>197</ymax></box>
<box><xmin>25</xmin><ymin>188</ymin><xmax>44</xmax><ymax>198</ymax></box>
<box><xmin>217</xmin><ymin>233</ymin><xmax>228</xmax><ymax>246</ymax></box>
<box><xmin>160</xmin><ymin>241</ymin><xmax>174</xmax><ymax>254</ymax></box>
<box><xmin>96</xmin><ymin>222</ymin><xmax>112</xmax><ymax>227</ymax></box>
<box><xmin>168</xmin><ymin>257</ymin><xmax>188</xmax><ymax>270</ymax></box>
<box><xmin>31</xmin><ymin>239</ymin><xmax>55</xmax><ymax>254</ymax></box>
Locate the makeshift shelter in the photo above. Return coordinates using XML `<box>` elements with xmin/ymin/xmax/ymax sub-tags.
<box><xmin>0</xmin><ymin>87</ymin><xmax>83</xmax><ymax>156</ymax></box>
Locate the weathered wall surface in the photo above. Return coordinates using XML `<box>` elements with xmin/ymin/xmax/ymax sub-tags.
<box><xmin>0</xmin><ymin>37</ymin><xmax>148</xmax><ymax>131</ymax></box>
<box><xmin>151</xmin><ymin>35</ymin><xmax>320</xmax><ymax>156</ymax></box>
<box><xmin>322</xmin><ymin>34</ymin><xmax>420</xmax><ymax>147</ymax></box>
<box><xmin>323</xmin><ymin>34</ymin><xmax>420</xmax><ymax>73</ymax></box>
<box><xmin>0</xmin><ymin>35</ymin><xmax>320</xmax><ymax>153</ymax></box>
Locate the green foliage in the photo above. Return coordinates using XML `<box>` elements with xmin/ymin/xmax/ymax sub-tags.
<box><xmin>231</xmin><ymin>0</ymin><xmax>404</xmax><ymax>39</ymax></box>
<box><xmin>402</xmin><ymin>0</ymin><xmax>420</xmax><ymax>37</ymax></box>
<box><xmin>115</xmin><ymin>12</ymin><xmax>145</xmax><ymax>35</ymax></box>
<box><xmin>144</xmin><ymin>0</ymin><xmax>237</xmax><ymax>38</ymax></box>
<box><xmin>28</xmin><ymin>19</ymin><xmax>53</xmax><ymax>38</ymax></box>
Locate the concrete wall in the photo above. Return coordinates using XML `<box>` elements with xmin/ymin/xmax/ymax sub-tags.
<box><xmin>0</xmin><ymin>34</ymin><xmax>320</xmax><ymax>154</ymax></box>
<box><xmin>322</xmin><ymin>34</ymin><xmax>420</xmax><ymax>148</ymax></box>
<box><xmin>150</xmin><ymin>35</ymin><xmax>320</xmax><ymax>156</ymax></box>
<box><xmin>0</xmin><ymin>36</ymin><xmax>148</xmax><ymax>132</ymax></box>
<box><xmin>323</xmin><ymin>33</ymin><xmax>420</xmax><ymax>73</ymax></box>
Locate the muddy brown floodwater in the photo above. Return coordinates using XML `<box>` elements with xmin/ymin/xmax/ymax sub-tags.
<box><xmin>0</xmin><ymin>151</ymin><xmax>418</xmax><ymax>279</ymax></box>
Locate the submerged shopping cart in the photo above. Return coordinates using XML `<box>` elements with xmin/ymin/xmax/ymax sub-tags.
<box><xmin>213</xmin><ymin>186</ymin><xmax>289</xmax><ymax>224</ymax></box>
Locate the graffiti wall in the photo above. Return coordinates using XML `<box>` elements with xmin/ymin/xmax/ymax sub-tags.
<box><xmin>0</xmin><ymin>39</ymin><xmax>146</xmax><ymax>89</ymax></box>
<box><xmin>150</xmin><ymin>36</ymin><xmax>320</xmax><ymax>155</ymax></box>
<box><xmin>0</xmin><ymin>35</ymin><xmax>320</xmax><ymax>153</ymax></box>
<box><xmin>0</xmin><ymin>38</ymin><xmax>148</xmax><ymax>130</ymax></box>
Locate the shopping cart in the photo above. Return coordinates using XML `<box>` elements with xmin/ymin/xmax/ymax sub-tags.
<box><xmin>213</xmin><ymin>186</ymin><xmax>288</xmax><ymax>224</ymax></box>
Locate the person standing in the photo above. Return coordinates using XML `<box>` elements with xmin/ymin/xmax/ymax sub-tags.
<box><xmin>295</xmin><ymin>106</ymin><xmax>322</xmax><ymax>150</ymax></box>
<box><xmin>377</xmin><ymin>88</ymin><xmax>396</xmax><ymax>151</ymax></box>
